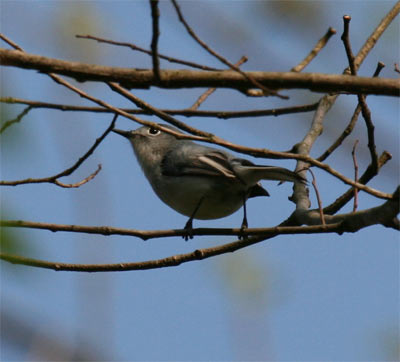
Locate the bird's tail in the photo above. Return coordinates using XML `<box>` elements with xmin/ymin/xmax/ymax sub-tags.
<box><xmin>244</xmin><ymin>165</ymin><xmax>307</xmax><ymax>184</ymax></box>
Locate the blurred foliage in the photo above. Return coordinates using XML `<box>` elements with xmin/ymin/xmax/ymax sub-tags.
<box><xmin>0</xmin><ymin>221</ymin><xmax>34</xmax><ymax>276</ymax></box>
<box><xmin>257</xmin><ymin>1</ymin><xmax>324</xmax><ymax>27</ymax></box>
<box><xmin>376</xmin><ymin>327</ymin><xmax>400</xmax><ymax>361</ymax></box>
<box><xmin>218</xmin><ymin>251</ymin><xmax>271</xmax><ymax>310</ymax></box>
<box><xmin>0</xmin><ymin>227</ymin><xmax>23</xmax><ymax>255</ymax></box>
<box><xmin>0</xmin><ymin>104</ymin><xmax>29</xmax><ymax>149</ymax></box>
<box><xmin>53</xmin><ymin>2</ymin><xmax>106</xmax><ymax>63</ymax></box>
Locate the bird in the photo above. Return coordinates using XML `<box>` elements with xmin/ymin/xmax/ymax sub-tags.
<box><xmin>113</xmin><ymin>124</ymin><xmax>306</xmax><ymax>239</ymax></box>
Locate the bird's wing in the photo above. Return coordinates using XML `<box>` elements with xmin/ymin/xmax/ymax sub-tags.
<box><xmin>161</xmin><ymin>146</ymin><xmax>237</xmax><ymax>179</ymax></box>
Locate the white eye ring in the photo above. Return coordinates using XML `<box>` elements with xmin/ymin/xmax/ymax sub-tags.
<box><xmin>148</xmin><ymin>127</ymin><xmax>161</xmax><ymax>136</ymax></box>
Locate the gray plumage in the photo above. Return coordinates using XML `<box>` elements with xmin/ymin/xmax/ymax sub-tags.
<box><xmin>113</xmin><ymin>124</ymin><xmax>305</xmax><ymax>234</ymax></box>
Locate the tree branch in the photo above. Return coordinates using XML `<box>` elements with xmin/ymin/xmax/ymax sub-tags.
<box><xmin>149</xmin><ymin>0</ymin><xmax>161</xmax><ymax>81</ymax></box>
<box><xmin>1</xmin><ymin>49</ymin><xmax>398</xmax><ymax>96</ymax></box>
<box><xmin>0</xmin><ymin>96</ymin><xmax>319</xmax><ymax>119</ymax></box>
<box><xmin>188</xmin><ymin>56</ymin><xmax>248</xmax><ymax>110</ymax></box>
<box><xmin>291</xmin><ymin>27</ymin><xmax>337</xmax><ymax>72</ymax></box>
<box><xmin>1</xmin><ymin>187</ymin><xmax>398</xmax><ymax>272</ymax></box>
<box><xmin>0</xmin><ymin>220</ymin><xmax>343</xmax><ymax>240</ymax></box>
<box><xmin>75</xmin><ymin>34</ymin><xmax>219</xmax><ymax>71</ymax></box>
<box><xmin>0</xmin><ymin>105</ymin><xmax>32</xmax><ymax>133</ymax></box>
<box><xmin>341</xmin><ymin>15</ymin><xmax>379</xmax><ymax>171</ymax></box>
<box><xmin>323</xmin><ymin>151</ymin><xmax>392</xmax><ymax>215</ymax></box>
<box><xmin>170</xmin><ymin>0</ymin><xmax>287</xmax><ymax>99</ymax></box>
<box><xmin>353</xmin><ymin>1</ymin><xmax>400</xmax><ymax>71</ymax></box>
<box><xmin>317</xmin><ymin>61</ymin><xmax>385</xmax><ymax>162</ymax></box>
<box><xmin>0</xmin><ymin>114</ymin><xmax>117</xmax><ymax>186</ymax></box>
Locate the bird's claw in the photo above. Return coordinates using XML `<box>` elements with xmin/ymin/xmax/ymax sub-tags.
<box><xmin>183</xmin><ymin>219</ymin><xmax>194</xmax><ymax>241</ymax></box>
<box><xmin>239</xmin><ymin>219</ymin><xmax>248</xmax><ymax>240</ymax></box>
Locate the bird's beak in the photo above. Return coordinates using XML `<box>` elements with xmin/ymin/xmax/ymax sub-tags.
<box><xmin>112</xmin><ymin>129</ymin><xmax>132</xmax><ymax>139</ymax></box>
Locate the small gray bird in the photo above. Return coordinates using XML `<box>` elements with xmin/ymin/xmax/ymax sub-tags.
<box><xmin>113</xmin><ymin>124</ymin><xmax>305</xmax><ymax>239</ymax></box>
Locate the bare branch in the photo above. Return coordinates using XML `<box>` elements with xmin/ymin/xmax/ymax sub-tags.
<box><xmin>54</xmin><ymin>164</ymin><xmax>102</xmax><ymax>188</ymax></box>
<box><xmin>1</xmin><ymin>48</ymin><xmax>399</xmax><ymax>96</ymax></box>
<box><xmin>353</xmin><ymin>2</ymin><xmax>400</xmax><ymax>71</ymax></box>
<box><xmin>287</xmin><ymin>5</ymin><xmax>400</xmax><ymax>212</ymax></box>
<box><xmin>341</xmin><ymin>16</ymin><xmax>379</xmax><ymax>171</ymax></box>
<box><xmin>0</xmin><ymin>96</ymin><xmax>319</xmax><ymax>119</ymax></box>
<box><xmin>317</xmin><ymin>104</ymin><xmax>361</xmax><ymax>162</ymax></box>
<box><xmin>1</xmin><ymin>30</ymin><xmax>395</xmax><ymax>200</ymax></box>
<box><xmin>292</xmin><ymin>95</ymin><xmax>337</xmax><ymax>212</ymax></box>
<box><xmin>358</xmin><ymin>95</ymin><xmax>379</xmax><ymax>170</ymax></box>
<box><xmin>75</xmin><ymin>34</ymin><xmax>219</xmax><ymax>71</ymax></box>
<box><xmin>1</xmin><ymin>115</ymin><xmax>117</xmax><ymax>187</ymax></box>
<box><xmin>1</xmin><ymin>188</ymin><xmax>398</xmax><ymax>272</ymax></box>
<box><xmin>323</xmin><ymin>151</ymin><xmax>392</xmax><ymax>215</ymax></box>
<box><xmin>0</xmin><ymin>219</ymin><xmax>343</xmax><ymax>240</ymax></box>
<box><xmin>3</xmin><ymin>78</ymin><xmax>390</xmax><ymax>199</ymax></box>
<box><xmin>317</xmin><ymin>62</ymin><xmax>385</xmax><ymax>162</ymax></box>
<box><xmin>309</xmin><ymin>169</ymin><xmax>325</xmax><ymax>225</ymax></box>
<box><xmin>0</xmin><ymin>105</ymin><xmax>32</xmax><ymax>133</ymax></box>
<box><xmin>107</xmin><ymin>81</ymin><xmax>215</xmax><ymax>137</ymax></box>
<box><xmin>0</xmin><ymin>33</ymin><xmax>24</xmax><ymax>51</ymax></box>
<box><xmin>291</xmin><ymin>27</ymin><xmax>337</xmax><ymax>72</ymax></box>
<box><xmin>341</xmin><ymin>15</ymin><xmax>357</xmax><ymax>75</ymax></box>
<box><xmin>0</xmin><ymin>223</ymin><xmax>338</xmax><ymax>272</ymax></box>
<box><xmin>170</xmin><ymin>0</ymin><xmax>288</xmax><ymax>99</ymax></box>
<box><xmin>105</xmin><ymin>84</ymin><xmax>393</xmax><ymax>200</ymax></box>
<box><xmin>352</xmin><ymin>140</ymin><xmax>359</xmax><ymax>212</ymax></box>
<box><xmin>149</xmin><ymin>0</ymin><xmax>161</xmax><ymax>81</ymax></box>
<box><xmin>189</xmin><ymin>56</ymin><xmax>248</xmax><ymax>110</ymax></box>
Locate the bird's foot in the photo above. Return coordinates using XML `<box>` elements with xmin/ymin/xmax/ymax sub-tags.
<box><xmin>183</xmin><ymin>218</ymin><xmax>194</xmax><ymax>241</ymax></box>
<box><xmin>239</xmin><ymin>218</ymin><xmax>248</xmax><ymax>240</ymax></box>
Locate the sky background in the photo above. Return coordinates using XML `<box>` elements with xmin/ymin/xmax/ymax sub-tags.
<box><xmin>1</xmin><ymin>1</ymin><xmax>399</xmax><ymax>361</ymax></box>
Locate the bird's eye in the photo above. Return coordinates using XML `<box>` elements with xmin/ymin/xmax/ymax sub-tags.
<box><xmin>148</xmin><ymin>127</ymin><xmax>161</xmax><ymax>136</ymax></box>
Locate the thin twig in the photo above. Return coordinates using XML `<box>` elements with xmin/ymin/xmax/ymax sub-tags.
<box><xmin>352</xmin><ymin>140</ymin><xmax>359</xmax><ymax>212</ymax></box>
<box><xmin>0</xmin><ymin>105</ymin><xmax>32</xmax><ymax>133</ymax></box>
<box><xmin>188</xmin><ymin>56</ymin><xmax>248</xmax><ymax>110</ymax></box>
<box><xmin>353</xmin><ymin>2</ymin><xmax>400</xmax><ymax>71</ymax></box>
<box><xmin>324</xmin><ymin>151</ymin><xmax>392</xmax><ymax>215</ymax></box>
<box><xmin>149</xmin><ymin>0</ymin><xmax>161</xmax><ymax>81</ymax></box>
<box><xmin>317</xmin><ymin>104</ymin><xmax>361</xmax><ymax>162</ymax></box>
<box><xmin>54</xmin><ymin>164</ymin><xmax>102</xmax><ymax>188</ymax></box>
<box><xmin>75</xmin><ymin>34</ymin><xmax>219</xmax><ymax>71</ymax></box>
<box><xmin>1</xmin><ymin>115</ymin><xmax>117</xmax><ymax>187</ymax></box>
<box><xmin>291</xmin><ymin>27</ymin><xmax>337</xmax><ymax>72</ymax></box>
<box><xmin>0</xmin><ymin>97</ymin><xmax>319</xmax><ymax>118</ymax></box>
<box><xmin>188</xmin><ymin>87</ymin><xmax>217</xmax><ymax>111</ymax></box>
<box><xmin>373</xmin><ymin>61</ymin><xmax>386</xmax><ymax>77</ymax></box>
<box><xmin>107</xmin><ymin>81</ymin><xmax>214</xmax><ymax>137</ymax></box>
<box><xmin>308</xmin><ymin>169</ymin><xmax>325</xmax><ymax>225</ymax></box>
<box><xmin>341</xmin><ymin>16</ymin><xmax>379</xmax><ymax>171</ymax></box>
<box><xmin>358</xmin><ymin>95</ymin><xmax>379</xmax><ymax>170</ymax></box>
<box><xmin>0</xmin><ymin>33</ymin><xmax>24</xmax><ymax>51</ymax></box>
<box><xmin>341</xmin><ymin>15</ymin><xmax>356</xmax><ymax>75</ymax></box>
<box><xmin>170</xmin><ymin>0</ymin><xmax>288</xmax><ymax>99</ymax></box>
<box><xmin>317</xmin><ymin>61</ymin><xmax>385</xmax><ymax>162</ymax></box>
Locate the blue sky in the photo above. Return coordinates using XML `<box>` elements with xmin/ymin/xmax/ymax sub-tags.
<box><xmin>1</xmin><ymin>1</ymin><xmax>399</xmax><ymax>361</ymax></box>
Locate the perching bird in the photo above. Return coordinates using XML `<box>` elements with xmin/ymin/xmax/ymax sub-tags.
<box><xmin>113</xmin><ymin>124</ymin><xmax>305</xmax><ymax>239</ymax></box>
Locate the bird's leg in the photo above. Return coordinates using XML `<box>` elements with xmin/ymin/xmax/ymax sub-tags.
<box><xmin>183</xmin><ymin>197</ymin><xmax>204</xmax><ymax>241</ymax></box>
<box><xmin>239</xmin><ymin>193</ymin><xmax>248</xmax><ymax>240</ymax></box>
